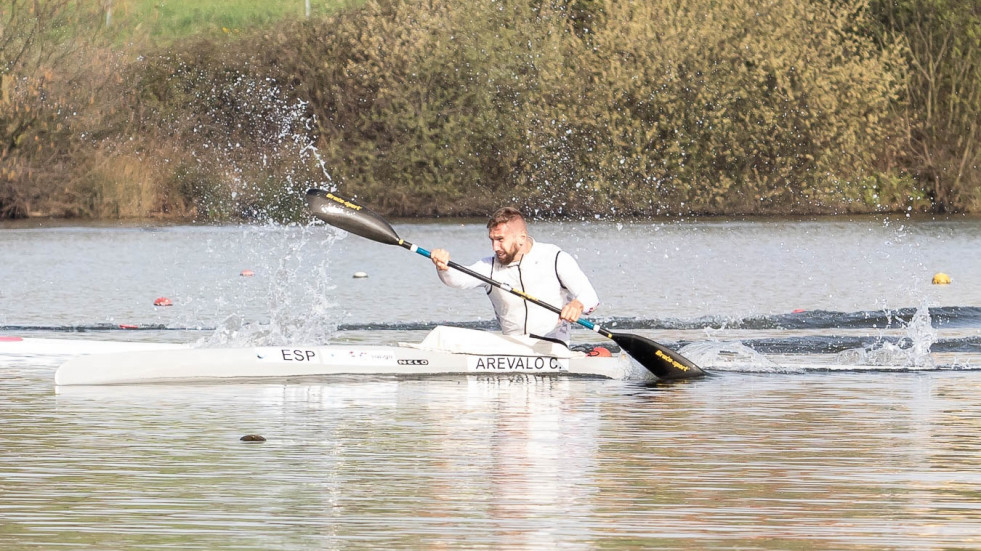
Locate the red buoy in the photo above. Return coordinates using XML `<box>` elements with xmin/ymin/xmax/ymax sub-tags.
<box><xmin>154</xmin><ymin>297</ymin><xmax>173</xmax><ymax>307</ymax></box>
<box><xmin>240</xmin><ymin>269</ymin><xmax>254</xmax><ymax>277</ymax></box>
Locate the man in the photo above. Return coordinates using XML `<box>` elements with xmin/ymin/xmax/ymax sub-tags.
<box><xmin>430</xmin><ymin>207</ymin><xmax>599</xmax><ymax>345</ymax></box>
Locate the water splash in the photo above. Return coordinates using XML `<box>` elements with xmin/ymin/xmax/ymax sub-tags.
<box><xmin>835</xmin><ymin>303</ymin><xmax>937</xmax><ymax>368</ymax></box>
<box><xmin>678</xmin><ymin>340</ymin><xmax>785</xmax><ymax>372</ymax></box>
<box><xmin>170</xmin><ymin>69</ymin><xmax>334</xmax><ymax>222</ymax></box>
<box><xmin>196</xmin><ymin>225</ymin><xmax>341</xmax><ymax>348</ymax></box>
<box><xmin>163</xmin><ymin>68</ymin><xmax>346</xmax><ymax>344</ymax></box>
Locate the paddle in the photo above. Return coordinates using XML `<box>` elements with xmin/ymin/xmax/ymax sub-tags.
<box><xmin>305</xmin><ymin>189</ymin><xmax>706</xmax><ymax>380</ymax></box>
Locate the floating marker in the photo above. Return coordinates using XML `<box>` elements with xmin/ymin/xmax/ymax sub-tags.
<box><xmin>240</xmin><ymin>434</ymin><xmax>266</xmax><ymax>442</ymax></box>
<box><xmin>932</xmin><ymin>273</ymin><xmax>951</xmax><ymax>285</ymax></box>
<box><xmin>153</xmin><ymin>297</ymin><xmax>173</xmax><ymax>307</ymax></box>
<box><xmin>353</xmin><ymin>271</ymin><xmax>368</xmax><ymax>278</ymax></box>
<box><xmin>792</xmin><ymin>309</ymin><xmax>806</xmax><ymax>314</ymax></box>
<box><xmin>119</xmin><ymin>324</ymin><xmax>138</xmax><ymax>330</ymax></box>
<box><xmin>240</xmin><ymin>269</ymin><xmax>254</xmax><ymax>277</ymax></box>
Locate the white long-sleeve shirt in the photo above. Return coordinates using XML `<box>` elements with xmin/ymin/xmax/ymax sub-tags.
<box><xmin>437</xmin><ymin>238</ymin><xmax>599</xmax><ymax>344</ymax></box>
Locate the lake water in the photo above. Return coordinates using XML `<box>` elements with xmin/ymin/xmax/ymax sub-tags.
<box><xmin>1</xmin><ymin>215</ymin><xmax>979</xmax><ymax>549</ymax></box>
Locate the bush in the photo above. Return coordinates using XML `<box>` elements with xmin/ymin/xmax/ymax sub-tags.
<box><xmin>0</xmin><ymin>0</ymin><xmax>154</xmax><ymax>218</ymax></box>
<box><xmin>6</xmin><ymin>0</ymin><xmax>976</xmax><ymax>219</ymax></box>
<box><xmin>870</xmin><ymin>0</ymin><xmax>981</xmax><ymax>212</ymax></box>
<box><xmin>258</xmin><ymin>0</ymin><xmax>909</xmax><ymax>216</ymax></box>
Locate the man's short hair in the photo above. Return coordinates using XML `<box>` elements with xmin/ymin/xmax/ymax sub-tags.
<box><xmin>487</xmin><ymin>206</ymin><xmax>524</xmax><ymax>229</ymax></box>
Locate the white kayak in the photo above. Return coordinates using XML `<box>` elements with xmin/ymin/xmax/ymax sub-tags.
<box><xmin>54</xmin><ymin>326</ymin><xmax>639</xmax><ymax>386</ymax></box>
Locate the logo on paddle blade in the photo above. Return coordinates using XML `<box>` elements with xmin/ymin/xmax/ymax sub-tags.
<box><xmin>655</xmin><ymin>349</ymin><xmax>690</xmax><ymax>371</ymax></box>
<box><xmin>326</xmin><ymin>193</ymin><xmax>362</xmax><ymax>211</ymax></box>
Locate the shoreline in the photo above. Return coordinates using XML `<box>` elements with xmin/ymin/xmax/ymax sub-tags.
<box><xmin>5</xmin><ymin>212</ymin><xmax>979</xmax><ymax>230</ymax></box>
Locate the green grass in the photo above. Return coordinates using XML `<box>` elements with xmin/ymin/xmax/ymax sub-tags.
<box><xmin>102</xmin><ymin>0</ymin><xmax>362</xmax><ymax>43</ymax></box>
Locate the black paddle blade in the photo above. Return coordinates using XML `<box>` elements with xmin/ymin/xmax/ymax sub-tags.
<box><xmin>306</xmin><ymin>189</ymin><xmax>401</xmax><ymax>246</ymax></box>
<box><xmin>610</xmin><ymin>332</ymin><xmax>706</xmax><ymax>380</ymax></box>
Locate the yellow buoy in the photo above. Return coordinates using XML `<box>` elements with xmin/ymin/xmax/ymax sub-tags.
<box><xmin>932</xmin><ymin>272</ymin><xmax>951</xmax><ymax>285</ymax></box>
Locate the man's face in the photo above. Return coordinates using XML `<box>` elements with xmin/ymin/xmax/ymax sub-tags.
<box><xmin>488</xmin><ymin>222</ymin><xmax>523</xmax><ymax>264</ymax></box>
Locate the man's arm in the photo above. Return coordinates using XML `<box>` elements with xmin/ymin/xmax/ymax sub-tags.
<box><xmin>556</xmin><ymin>252</ymin><xmax>599</xmax><ymax>321</ymax></box>
<box><xmin>430</xmin><ymin>249</ymin><xmax>492</xmax><ymax>290</ymax></box>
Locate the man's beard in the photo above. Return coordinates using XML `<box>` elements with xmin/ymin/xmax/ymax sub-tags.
<box><xmin>496</xmin><ymin>244</ymin><xmax>520</xmax><ymax>265</ymax></box>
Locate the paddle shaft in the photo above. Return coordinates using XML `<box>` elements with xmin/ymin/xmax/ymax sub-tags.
<box><xmin>397</xmin><ymin>239</ymin><xmax>614</xmax><ymax>338</ymax></box>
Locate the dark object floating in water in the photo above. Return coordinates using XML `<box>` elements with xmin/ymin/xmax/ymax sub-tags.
<box><xmin>240</xmin><ymin>434</ymin><xmax>266</xmax><ymax>442</ymax></box>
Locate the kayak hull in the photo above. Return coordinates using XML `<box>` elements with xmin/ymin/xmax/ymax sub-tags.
<box><xmin>54</xmin><ymin>344</ymin><xmax>634</xmax><ymax>385</ymax></box>
<box><xmin>52</xmin><ymin>327</ymin><xmax>637</xmax><ymax>385</ymax></box>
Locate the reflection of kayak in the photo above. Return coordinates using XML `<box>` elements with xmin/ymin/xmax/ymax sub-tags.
<box><xmin>54</xmin><ymin>326</ymin><xmax>637</xmax><ymax>386</ymax></box>
<box><xmin>0</xmin><ymin>336</ymin><xmax>184</xmax><ymax>357</ymax></box>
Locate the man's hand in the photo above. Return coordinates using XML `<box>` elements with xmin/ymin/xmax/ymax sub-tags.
<box><xmin>430</xmin><ymin>248</ymin><xmax>451</xmax><ymax>271</ymax></box>
<box><xmin>560</xmin><ymin>299</ymin><xmax>585</xmax><ymax>323</ymax></box>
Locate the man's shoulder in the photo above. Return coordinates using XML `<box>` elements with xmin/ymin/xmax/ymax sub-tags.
<box><xmin>527</xmin><ymin>240</ymin><xmax>563</xmax><ymax>258</ymax></box>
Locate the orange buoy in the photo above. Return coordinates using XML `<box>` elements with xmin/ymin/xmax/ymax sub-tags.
<box><xmin>240</xmin><ymin>269</ymin><xmax>254</xmax><ymax>277</ymax></box>
<box><xmin>792</xmin><ymin>309</ymin><xmax>806</xmax><ymax>314</ymax></box>
<box><xmin>588</xmin><ymin>346</ymin><xmax>613</xmax><ymax>357</ymax></box>
<box><xmin>153</xmin><ymin>297</ymin><xmax>173</xmax><ymax>307</ymax></box>
<box><xmin>119</xmin><ymin>324</ymin><xmax>138</xmax><ymax>329</ymax></box>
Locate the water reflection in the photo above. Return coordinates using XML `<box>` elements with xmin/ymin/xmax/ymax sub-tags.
<box><xmin>0</xmin><ymin>362</ymin><xmax>973</xmax><ymax>549</ymax></box>
<box><xmin>46</xmin><ymin>376</ymin><xmax>606</xmax><ymax>549</ymax></box>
